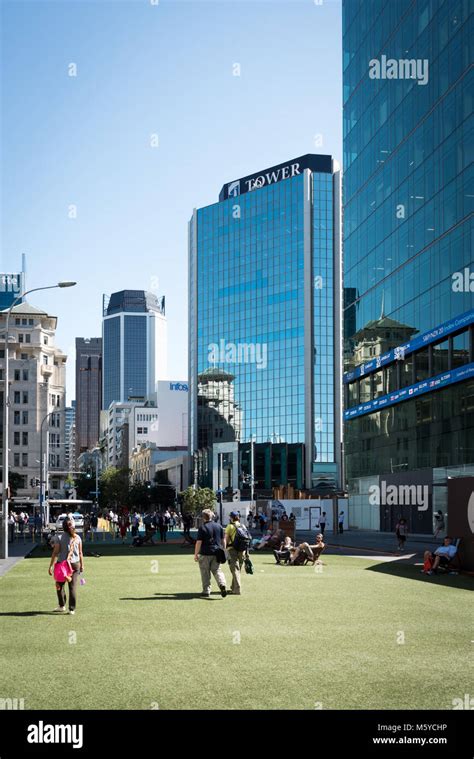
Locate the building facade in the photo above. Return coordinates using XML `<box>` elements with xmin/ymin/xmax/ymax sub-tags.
<box><xmin>102</xmin><ymin>290</ymin><xmax>167</xmax><ymax>410</ymax></box>
<box><xmin>189</xmin><ymin>154</ymin><xmax>343</xmax><ymax>491</ymax></box>
<box><xmin>343</xmin><ymin>0</ymin><xmax>474</xmax><ymax>533</ymax></box>
<box><xmin>75</xmin><ymin>337</ymin><xmax>102</xmax><ymax>462</ymax></box>
<box><xmin>64</xmin><ymin>401</ymin><xmax>76</xmax><ymax>473</ymax></box>
<box><xmin>0</xmin><ymin>302</ymin><xmax>68</xmax><ymax>503</ymax></box>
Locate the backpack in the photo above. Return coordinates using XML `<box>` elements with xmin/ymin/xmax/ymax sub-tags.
<box><xmin>232</xmin><ymin>524</ymin><xmax>251</xmax><ymax>553</ymax></box>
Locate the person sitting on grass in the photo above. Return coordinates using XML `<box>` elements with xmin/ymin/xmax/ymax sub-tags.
<box><xmin>290</xmin><ymin>534</ymin><xmax>325</xmax><ymax>565</ymax></box>
<box><xmin>273</xmin><ymin>536</ymin><xmax>294</xmax><ymax>564</ymax></box>
<box><xmin>422</xmin><ymin>536</ymin><xmax>458</xmax><ymax>575</ymax></box>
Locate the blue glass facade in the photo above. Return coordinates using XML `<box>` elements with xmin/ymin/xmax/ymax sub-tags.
<box><xmin>124</xmin><ymin>315</ymin><xmax>147</xmax><ymax>400</ymax></box>
<box><xmin>189</xmin><ymin>156</ymin><xmax>342</xmax><ymax>489</ymax></box>
<box><xmin>103</xmin><ymin>317</ymin><xmax>121</xmax><ymax>410</ymax></box>
<box><xmin>343</xmin><ymin>0</ymin><xmax>474</xmax><ymax>524</ymax></box>
<box><xmin>102</xmin><ymin>290</ymin><xmax>165</xmax><ymax>410</ymax></box>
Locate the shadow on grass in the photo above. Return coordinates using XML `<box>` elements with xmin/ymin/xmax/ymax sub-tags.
<box><xmin>0</xmin><ymin>611</ymin><xmax>62</xmax><ymax>617</ymax></box>
<box><xmin>120</xmin><ymin>592</ymin><xmax>221</xmax><ymax>601</ymax></box>
<box><xmin>27</xmin><ymin>543</ymin><xmax>196</xmax><ymax>560</ymax></box>
<box><xmin>366</xmin><ymin>560</ymin><xmax>474</xmax><ymax>590</ymax></box>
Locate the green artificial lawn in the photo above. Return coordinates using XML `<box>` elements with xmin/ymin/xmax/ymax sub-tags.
<box><xmin>0</xmin><ymin>544</ymin><xmax>472</xmax><ymax>710</ymax></box>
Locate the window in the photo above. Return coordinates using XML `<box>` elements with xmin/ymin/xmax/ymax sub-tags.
<box><xmin>22</xmin><ymin>453</ymin><xmax>28</xmax><ymax>467</ymax></box>
<box><xmin>14</xmin><ymin>432</ymin><xmax>20</xmax><ymax>445</ymax></box>
<box><xmin>452</xmin><ymin>331</ymin><xmax>469</xmax><ymax>369</ymax></box>
<box><xmin>22</xmin><ymin>370</ymin><xmax>28</xmax><ymax>381</ymax></box>
<box><xmin>14</xmin><ymin>453</ymin><xmax>20</xmax><ymax>467</ymax></box>
<box><xmin>22</xmin><ymin>318</ymin><xmax>27</xmax><ymax>326</ymax></box>
<box><xmin>43</xmin><ymin>336</ymin><xmax>48</xmax><ymax>345</ymax></box>
<box><xmin>14</xmin><ymin>391</ymin><xmax>20</xmax><ymax>404</ymax></box>
<box><xmin>43</xmin><ymin>355</ymin><xmax>48</xmax><ymax>365</ymax></box>
<box><xmin>15</xmin><ymin>318</ymin><xmax>20</xmax><ymax>326</ymax></box>
<box><xmin>0</xmin><ymin>370</ymin><xmax>2</xmax><ymax>381</ymax></box>
<box><xmin>14</xmin><ymin>370</ymin><xmax>20</xmax><ymax>381</ymax></box>
<box><xmin>415</xmin><ymin>348</ymin><xmax>430</xmax><ymax>383</ymax></box>
<box><xmin>25</xmin><ymin>334</ymin><xmax>31</xmax><ymax>344</ymax></box>
<box><xmin>0</xmin><ymin>350</ymin><xmax>4</xmax><ymax>359</ymax></box>
<box><xmin>18</xmin><ymin>334</ymin><xmax>23</xmax><ymax>343</ymax></box>
<box><xmin>28</xmin><ymin>319</ymin><xmax>34</xmax><ymax>326</ymax></box>
<box><xmin>21</xmin><ymin>353</ymin><xmax>27</xmax><ymax>360</ymax></box>
<box><xmin>22</xmin><ymin>392</ymin><xmax>28</xmax><ymax>404</ymax></box>
<box><xmin>22</xmin><ymin>411</ymin><xmax>28</xmax><ymax>424</ymax></box>
<box><xmin>433</xmin><ymin>340</ymin><xmax>449</xmax><ymax>375</ymax></box>
<box><xmin>22</xmin><ymin>432</ymin><xmax>28</xmax><ymax>446</ymax></box>
<box><xmin>14</xmin><ymin>411</ymin><xmax>20</xmax><ymax>425</ymax></box>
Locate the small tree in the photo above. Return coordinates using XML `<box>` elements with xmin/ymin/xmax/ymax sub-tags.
<box><xmin>9</xmin><ymin>471</ymin><xmax>23</xmax><ymax>496</ymax></box>
<box><xmin>99</xmin><ymin>467</ymin><xmax>130</xmax><ymax>510</ymax></box>
<box><xmin>180</xmin><ymin>486</ymin><xmax>216</xmax><ymax>515</ymax></box>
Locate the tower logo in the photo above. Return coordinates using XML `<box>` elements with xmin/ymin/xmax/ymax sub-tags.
<box><xmin>228</xmin><ymin>180</ymin><xmax>240</xmax><ymax>198</ymax></box>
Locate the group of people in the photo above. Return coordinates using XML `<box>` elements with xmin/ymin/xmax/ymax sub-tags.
<box><xmin>8</xmin><ymin>510</ymin><xmax>42</xmax><ymax>542</ymax></box>
<box><xmin>395</xmin><ymin>511</ymin><xmax>448</xmax><ymax>552</ymax></box>
<box><xmin>194</xmin><ymin>509</ymin><xmax>251</xmax><ymax>597</ymax></box>
<box><xmin>273</xmin><ymin>533</ymin><xmax>325</xmax><ymax>565</ymax></box>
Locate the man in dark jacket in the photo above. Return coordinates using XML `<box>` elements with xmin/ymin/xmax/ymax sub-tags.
<box><xmin>194</xmin><ymin>509</ymin><xmax>227</xmax><ymax>598</ymax></box>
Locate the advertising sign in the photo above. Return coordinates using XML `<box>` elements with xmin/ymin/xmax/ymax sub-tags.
<box><xmin>0</xmin><ymin>272</ymin><xmax>24</xmax><ymax>310</ymax></box>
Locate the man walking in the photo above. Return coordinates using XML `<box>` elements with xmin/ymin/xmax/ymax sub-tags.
<box><xmin>338</xmin><ymin>510</ymin><xmax>345</xmax><ymax>534</ymax></box>
<box><xmin>319</xmin><ymin>511</ymin><xmax>327</xmax><ymax>536</ymax></box>
<box><xmin>194</xmin><ymin>509</ymin><xmax>227</xmax><ymax>598</ymax></box>
<box><xmin>224</xmin><ymin>511</ymin><xmax>248</xmax><ymax>596</ymax></box>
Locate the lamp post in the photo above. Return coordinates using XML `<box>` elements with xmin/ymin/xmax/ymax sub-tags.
<box><xmin>1</xmin><ymin>281</ymin><xmax>76</xmax><ymax>559</ymax></box>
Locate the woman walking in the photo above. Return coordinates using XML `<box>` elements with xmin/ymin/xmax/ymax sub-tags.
<box><xmin>48</xmin><ymin>518</ymin><xmax>84</xmax><ymax>615</ymax></box>
<box><xmin>395</xmin><ymin>517</ymin><xmax>409</xmax><ymax>552</ymax></box>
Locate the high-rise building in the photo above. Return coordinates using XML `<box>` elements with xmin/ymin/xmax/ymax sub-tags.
<box><xmin>189</xmin><ymin>154</ymin><xmax>343</xmax><ymax>491</ymax></box>
<box><xmin>0</xmin><ymin>302</ymin><xmax>68</xmax><ymax>501</ymax></box>
<box><xmin>102</xmin><ymin>290</ymin><xmax>167</xmax><ymax>410</ymax></box>
<box><xmin>75</xmin><ymin>337</ymin><xmax>102</xmax><ymax>461</ymax></box>
<box><xmin>65</xmin><ymin>401</ymin><xmax>76</xmax><ymax>473</ymax></box>
<box><xmin>343</xmin><ymin>0</ymin><xmax>473</xmax><ymax>534</ymax></box>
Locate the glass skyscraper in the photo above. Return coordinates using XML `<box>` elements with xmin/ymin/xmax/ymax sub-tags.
<box><xmin>102</xmin><ymin>290</ymin><xmax>167</xmax><ymax>410</ymax></box>
<box><xmin>343</xmin><ymin>0</ymin><xmax>473</xmax><ymax>532</ymax></box>
<box><xmin>189</xmin><ymin>154</ymin><xmax>342</xmax><ymax>491</ymax></box>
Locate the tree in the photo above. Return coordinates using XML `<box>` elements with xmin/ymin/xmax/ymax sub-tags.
<box><xmin>9</xmin><ymin>471</ymin><xmax>23</xmax><ymax>497</ymax></box>
<box><xmin>180</xmin><ymin>486</ymin><xmax>216</xmax><ymax>514</ymax></box>
<box><xmin>128</xmin><ymin>482</ymin><xmax>151</xmax><ymax>512</ymax></box>
<box><xmin>74</xmin><ymin>472</ymin><xmax>94</xmax><ymax>500</ymax></box>
<box><xmin>99</xmin><ymin>467</ymin><xmax>130</xmax><ymax>510</ymax></box>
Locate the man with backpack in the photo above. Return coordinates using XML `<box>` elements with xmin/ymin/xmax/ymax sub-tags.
<box><xmin>224</xmin><ymin>511</ymin><xmax>250</xmax><ymax>596</ymax></box>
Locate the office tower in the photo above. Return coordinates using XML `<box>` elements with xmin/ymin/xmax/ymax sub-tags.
<box><xmin>189</xmin><ymin>154</ymin><xmax>342</xmax><ymax>491</ymax></box>
<box><xmin>343</xmin><ymin>0</ymin><xmax>473</xmax><ymax>534</ymax></box>
<box><xmin>102</xmin><ymin>290</ymin><xmax>167</xmax><ymax>411</ymax></box>
<box><xmin>75</xmin><ymin>337</ymin><xmax>102</xmax><ymax>460</ymax></box>
<box><xmin>65</xmin><ymin>401</ymin><xmax>76</xmax><ymax>472</ymax></box>
<box><xmin>0</xmin><ymin>302</ymin><xmax>67</xmax><ymax>499</ymax></box>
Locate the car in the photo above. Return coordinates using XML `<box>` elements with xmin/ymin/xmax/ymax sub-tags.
<box><xmin>55</xmin><ymin>512</ymin><xmax>84</xmax><ymax>530</ymax></box>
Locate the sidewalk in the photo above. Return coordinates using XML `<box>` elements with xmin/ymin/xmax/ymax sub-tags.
<box><xmin>0</xmin><ymin>539</ymin><xmax>38</xmax><ymax>578</ymax></box>
<box><xmin>294</xmin><ymin>529</ymin><xmax>435</xmax><ymax>555</ymax></box>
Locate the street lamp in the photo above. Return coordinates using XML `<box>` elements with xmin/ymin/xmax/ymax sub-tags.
<box><xmin>1</xmin><ymin>281</ymin><xmax>77</xmax><ymax>559</ymax></box>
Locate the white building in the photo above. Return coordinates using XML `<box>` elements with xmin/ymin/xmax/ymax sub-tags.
<box><xmin>0</xmin><ymin>302</ymin><xmax>68</xmax><ymax>502</ymax></box>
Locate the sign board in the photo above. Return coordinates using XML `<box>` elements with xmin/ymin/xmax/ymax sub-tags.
<box><xmin>219</xmin><ymin>154</ymin><xmax>332</xmax><ymax>201</ymax></box>
<box><xmin>0</xmin><ymin>272</ymin><xmax>24</xmax><ymax>310</ymax></box>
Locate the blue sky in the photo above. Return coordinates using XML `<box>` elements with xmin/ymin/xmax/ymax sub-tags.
<box><xmin>1</xmin><ymin>0</ymin><xmax>342</xmax><ymax>402</ymax></box>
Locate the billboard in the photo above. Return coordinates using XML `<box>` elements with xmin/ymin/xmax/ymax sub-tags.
<box><xmin>0</xmin><ymin>272</ymin><xmax>24</xmax><ymax>310</ymax></box>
